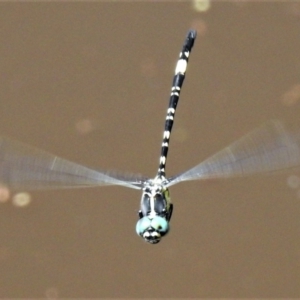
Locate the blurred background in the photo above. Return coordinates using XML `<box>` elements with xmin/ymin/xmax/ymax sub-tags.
<box><xmin>0</xmin><ymin>1</ymin><xmax>300</xmax><ymax>298</ymax></box>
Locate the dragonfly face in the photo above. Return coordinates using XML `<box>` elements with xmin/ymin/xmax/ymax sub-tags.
<box><xmin>136</xmin><ymin>216</ymin><xmax>169</xmax><ymax>244</ymax></box>
<box><xmin>136</xmin><ymin>180</ymin><xmax>173</xmax><ymax>244</ymax></box>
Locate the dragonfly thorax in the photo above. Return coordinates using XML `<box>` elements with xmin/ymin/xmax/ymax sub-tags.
<box><xmin>136</xmin><ymin>178</ymin><xmax>173</xmax><ymax>244</ymax></box>
<box><xmin>141</xmin><ymin>178</ymin><xmax>171</xmax><ymax>218</ymax></box>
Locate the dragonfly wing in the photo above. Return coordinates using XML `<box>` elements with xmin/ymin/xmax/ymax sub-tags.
<box><xmin>167</xmin><ymin>120</ymin><xmax>300</xmax><ymax>187</ymax></box>
<box><xmin>0</xmin><ymin>137</ymin><xmax>147</xmax><ymax>191</ymax></box>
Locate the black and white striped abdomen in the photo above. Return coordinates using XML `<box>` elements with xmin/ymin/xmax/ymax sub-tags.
<box><xmin>157</xmin><ymin>30</ymin><xmax>197</xmax><ymax>178</ymax></box>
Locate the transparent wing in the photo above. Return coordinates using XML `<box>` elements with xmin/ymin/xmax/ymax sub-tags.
<box><xmin>167</xmin><ymin>120</ymin><xmax>300</xmax><ymax>187</ymax></box>
<box><xmin>0</xmin><ymin>137</ymin><xmax>148</xmax><ymax>191</ymax></box>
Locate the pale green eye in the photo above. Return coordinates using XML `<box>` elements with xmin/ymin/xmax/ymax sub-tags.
<box><xmin>136</xmin><ymin>217</ymin><xmax>151</xmax><ymax>236</ymax></box>
<box><xmin>150</xmin><ymin>216</ymin><xmax>169</xmax><ymax>235</ymax></box>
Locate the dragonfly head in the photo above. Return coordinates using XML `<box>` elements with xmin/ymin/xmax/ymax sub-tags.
<box><xmin>136</xmin><ymin>216</ymin><xmax>169</xmax><ymax>244</ymax></box>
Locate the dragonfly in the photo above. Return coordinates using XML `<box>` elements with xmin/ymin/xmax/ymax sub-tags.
<box><xmin>1</xmin><ymin>30</ymin><xmax>300</xmax><ymax>244</ymax></box>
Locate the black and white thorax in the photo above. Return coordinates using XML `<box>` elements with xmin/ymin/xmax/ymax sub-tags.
<box><xmin>139</xmin><ymin>178</ymin><xmax>173</xmax><ymax>221</ymax></box>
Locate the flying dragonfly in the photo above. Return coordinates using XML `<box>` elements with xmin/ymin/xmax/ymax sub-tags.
<box><xmin>1</xmin><ymin>30</ymin><xmax>300</xmax><ymax>244</ymax></box>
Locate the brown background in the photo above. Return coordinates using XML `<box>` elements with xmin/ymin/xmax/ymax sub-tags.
<box><xmin>0</xmin><ymin>1</ymin><xmax>300</xmax><ymax>298</ymax></box>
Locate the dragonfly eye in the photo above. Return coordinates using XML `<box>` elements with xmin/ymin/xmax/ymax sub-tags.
<box><xmin>136</xmin><ymin>216</ymin><xmax>169</xmax><ymax>244</ymax></box>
